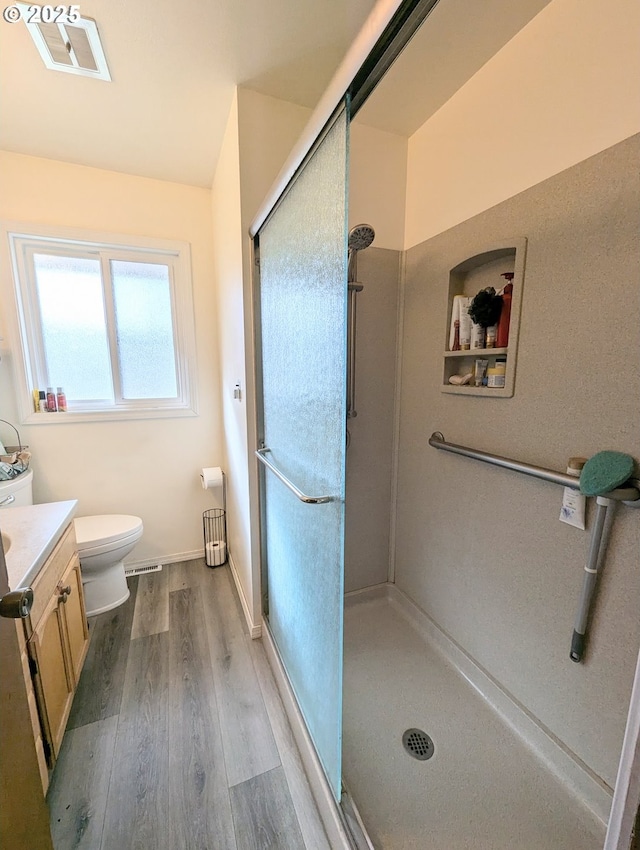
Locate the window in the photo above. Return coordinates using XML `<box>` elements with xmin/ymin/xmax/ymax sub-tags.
<box><xmin>4</xmin><ymin>226</ymin><xmax>198</xmax><ymax>421</ymax></box>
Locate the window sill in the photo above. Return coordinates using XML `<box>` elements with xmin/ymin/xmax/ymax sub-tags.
<box><xmin>22</xmin><ymin>407</ymin><xmax>198</xmax><ymax>425</ymax></box>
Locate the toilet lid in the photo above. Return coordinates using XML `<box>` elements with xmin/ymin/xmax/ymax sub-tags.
<box><xmin>74</xmin><ymin>514</ymin><xmax>143</xmax><ymax>548</ymax></box>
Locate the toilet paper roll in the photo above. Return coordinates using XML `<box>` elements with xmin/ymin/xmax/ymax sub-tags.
<box><xmin>201</xmin><ymin>467</ymin><xmax>223</xmax><ymax>490</ymax></box>
<box><xmin>206</xmin><ymin>540</ymin><xmax>227</xmax><ymax>567</ymax></box>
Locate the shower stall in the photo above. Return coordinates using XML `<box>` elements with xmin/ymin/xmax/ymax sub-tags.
<box><xmin>250</xmin><ymin>1</ymin><xmax>640</xmax><ymax>848</ymax></box>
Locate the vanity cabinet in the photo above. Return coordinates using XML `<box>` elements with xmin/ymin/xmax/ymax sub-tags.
<box><xmin>22</xmin><ymin>523</ymin><xmax>89</xmax><ymax>787</ymax></box>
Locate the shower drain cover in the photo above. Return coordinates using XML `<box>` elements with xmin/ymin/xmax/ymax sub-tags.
<box><xmin>402</xmin><ymin>728</ymin><xmax>434</xmax><ymax>761</ymax></box>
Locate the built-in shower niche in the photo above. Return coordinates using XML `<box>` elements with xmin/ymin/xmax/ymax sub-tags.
<box><xmin>442</xmin><ymin>238</ymin><xmax>526</xmax><ymax>397</ymax></box>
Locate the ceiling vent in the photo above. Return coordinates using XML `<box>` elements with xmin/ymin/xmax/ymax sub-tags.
<box><xmin>19</xmin><ymin>5</ymin><xmax>111</xmax><ymax>81</ymax></box>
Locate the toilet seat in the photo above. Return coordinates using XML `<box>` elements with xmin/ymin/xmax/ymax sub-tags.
<box><xmin>75</xmin><ymin>514</ymin><xmax>143</xmax><ymax>552</ymax></box>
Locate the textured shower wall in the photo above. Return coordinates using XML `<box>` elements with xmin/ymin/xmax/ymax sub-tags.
<box><xmin>344</xmin><ymin>246</ymin><xmax>401</xmax><ymax>593</ymax></box>
<box><xmin>395</xmin><ymin>135</ymin><xmax>640</xmax><ymax>788</ymax></box>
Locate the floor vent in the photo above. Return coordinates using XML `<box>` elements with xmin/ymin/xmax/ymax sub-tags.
<box><xmin>402</xmin><ymin>728</ymin><xmax>435</xmax><ymax>761</ymax></box>
<box><xmin>124</xmin><ymin>564</ymin><xmax>162</xmax><ymax>577</ymax></box>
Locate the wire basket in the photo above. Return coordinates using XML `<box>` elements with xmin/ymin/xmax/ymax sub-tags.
<box><xmin>203</xmin><ymin>508</ymin><xmax>227</xmax><ymax>568</ymax></box>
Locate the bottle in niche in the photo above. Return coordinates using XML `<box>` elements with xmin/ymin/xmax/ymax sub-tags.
<box><xmin>56</xmin><ymin>387</ymin><xmax>67</xmax><ymax>412</ymax></box>
<box><xmin>496</xmin><ymin>273</ymin><xmax>514</xmax><ymax>348</ymax></box>
<box><xmin>486</xmin><ymin>357</ymin><xmax>506</xmax><ymax>388</ymax></box>
<box><xmin>46</xmin><ymin>387</ymin><xmax>57</xmax><ymax>412</ymax></box>
<box><xmin>38</xmin><ymin>391</ymin><xmax>47</xmax><ymax>413</ymax></box>
<box><xmin>470</xmin><ymin>322</ymin><xmax>486</xmax><ymax>349</ymax></box>
<box><xmin>451</xmin><ymin>320</ymin><xmax>460</xmax><ymax>351</ymax></box>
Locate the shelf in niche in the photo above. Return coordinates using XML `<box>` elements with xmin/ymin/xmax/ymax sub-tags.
<box><xmin>443</xmin><ymin>347</ymin><xmax>508</xmax><ymax>358</ymax></box>
<box><xmin>442</xmin><ymin>238</ymin><xmax>526</xmax><ymax>398</ymax></box>
<box><xmin>442</xmin><ymin>384</ymin><xmax>512</xmax><ymax>397</ymax></box>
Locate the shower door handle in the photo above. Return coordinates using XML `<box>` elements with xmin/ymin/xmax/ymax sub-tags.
<box><xmin>255</xmin><ymin>448</ymin><xmax>336</xmax><ymax>504</ymax></box>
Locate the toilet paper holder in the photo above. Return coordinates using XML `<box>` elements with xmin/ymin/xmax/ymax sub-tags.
<box><xmin>202</xmin><ymin>468</ymin><xmax>227</xmax><ymax>567</ymax></box>
<box><xmin>203</xmin><ymin>507</ymin><xmax>227</xmax><ymax>567</ymax></box>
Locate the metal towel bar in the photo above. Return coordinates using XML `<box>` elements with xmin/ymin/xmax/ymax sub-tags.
<box><xmin>255</xmin><ymin>448</ymin><xmax>335</xmax><ymax>504</ymax></box>
<box><xmin>429</xmin><ymin>432</ymin><xmax>639</xmax><ymax>502</ymax></box>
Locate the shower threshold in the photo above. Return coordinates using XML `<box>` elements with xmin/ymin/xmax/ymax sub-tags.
<box><xmin>342</xmin><ymin>589</ymin><xmax>606</xmax><ymax>850</ymax></box>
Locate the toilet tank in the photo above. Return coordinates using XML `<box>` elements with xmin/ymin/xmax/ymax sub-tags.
<box><xmin>0</xmin><ymin>469</ymin><xmax>34</xmax><ymax>508</ymax></box>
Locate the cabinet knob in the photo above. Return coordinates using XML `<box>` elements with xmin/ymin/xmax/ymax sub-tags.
<box><xmin>58</xmin><ymin>584</ymin><xmax>72</xmax><ymax>603</ymax></box>
<box><xmin>0</xmin><ymin>587</ymin><xmax>34</xmax><ymax>619</ymax></box>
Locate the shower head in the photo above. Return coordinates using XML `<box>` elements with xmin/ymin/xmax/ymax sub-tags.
<box><xmin>347</xmin><ymin>224</ymin><xmax>375</xmax><ymax>284</ymax></box>
<box><xmin>348</xmin><ymin>223</ymin><xmax>375</xmax><ymax>253</ymax></box>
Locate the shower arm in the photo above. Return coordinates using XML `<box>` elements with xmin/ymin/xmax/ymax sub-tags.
<box><xmin>347</xmin><ymin>282</ymin><xmax>363</xmax><ymax>419</ymax></box>
<box><xmin>346</xmin><ymin>224</ymin><xmax>374</xmax><ymax>421</ymax></box>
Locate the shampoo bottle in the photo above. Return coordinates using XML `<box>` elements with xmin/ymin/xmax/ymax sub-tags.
<box><xmin>46</xmin><ymin>387</ymin><xmax>57</xmax><ymax>412</ymax></box>
<box><xmin>56</xmin><ymin>387</ymin><xmax>67</xmax><ymax>412</ymax></box>
<box><xmin>459</xmin><ymin>297</ymin><xmax>472</xmax><ymax>349</ymax></box>
<box><xmin>470</xmin><ymin>322</ymin><xmax>486</xmax><ymax>349</ymax></box>
<box><xmin>496</xmin><ymin>273</ymin><xmax>514</xmax><ymax>348</ymax></box>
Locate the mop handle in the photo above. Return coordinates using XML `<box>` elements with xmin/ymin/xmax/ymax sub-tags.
<box><xmin>570</xmin><ymin>498</ymin><xmax>611</xmax><ymax>662</ymax></box>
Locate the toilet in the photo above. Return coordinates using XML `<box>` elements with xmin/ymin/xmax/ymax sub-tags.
<box><xmin>74</xmin><ymin>515</ymin><xmax>143</xmax><ymax>617</ymax></box>
<box><xmin>0</xmin><ymin>469</ymin><xmax>142</xmax><ymax>618</ymax></box>
<box><xmin>0</xmin><ymin>468</ymin><xmax>34</xmax><ymax>507</ymax></box>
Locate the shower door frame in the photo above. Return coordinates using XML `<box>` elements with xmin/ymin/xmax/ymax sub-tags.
<box><xmin>252</xmin><ymin>101</ymin><xmax>351</xmax><ymax>807</ymax></box>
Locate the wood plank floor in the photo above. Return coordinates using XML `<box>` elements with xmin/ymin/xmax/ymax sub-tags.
<box><xmin>47</xmin><ymin>560</ymin><xmax>330</xmax><ymax>850</ymax></box>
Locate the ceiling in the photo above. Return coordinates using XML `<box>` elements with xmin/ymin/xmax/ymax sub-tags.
<box><xmin>0</xmin><ymin>0</ymin><xmax>376</xmax><ymax>187</ymax></box>
<box><xmin>356</xmin><ymin>0</ymin><xmax>552</xmax><ymax>136</ymax></box>
<box><xmin>0</xmin><ymin>0</ymin><xmax>553</xmax><ymax>188</ymax></box>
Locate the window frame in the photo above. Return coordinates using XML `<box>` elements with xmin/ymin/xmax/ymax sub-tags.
<box><xmin>2</xmin><ymin>222</ymin><xmax>199</xmax><ymax>423</ymax></box>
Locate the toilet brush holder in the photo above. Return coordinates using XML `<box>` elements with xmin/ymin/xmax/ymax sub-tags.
<box><xmin>203</xmin><ymin>508</ymin><xmax>227</xmax><ymax>567</ymax></box>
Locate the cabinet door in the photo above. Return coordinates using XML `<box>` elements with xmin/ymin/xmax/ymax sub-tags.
<box><xmin>60</xmin><ymin>555</ymin><xmax>89</xmax><ymax>684</ymax></box>
<box><xmin>28</xmin><ymin>591</ymin><xmax>74</xmax><ymax>761</ymax></box>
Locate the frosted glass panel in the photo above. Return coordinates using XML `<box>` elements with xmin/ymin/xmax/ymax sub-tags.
<box><xmin>33</xmin><ymin>253</ymin><xmax>113</xmax><ymax>401</ymax></box>
<box><xmin>258</xmin><ymin>108</ymin><xmax>348</xmax><ymax>800</ymax></box>
<box><xmin>111</xmin><ymin>260</ymin><xmax>178</xmax><ymax>399</ymax></box>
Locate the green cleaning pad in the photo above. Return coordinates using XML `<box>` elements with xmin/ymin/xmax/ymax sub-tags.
<box><xmin>580</xmin><ymin>451</ymin><xmax>634</xmax><ymax>496</ymax></box>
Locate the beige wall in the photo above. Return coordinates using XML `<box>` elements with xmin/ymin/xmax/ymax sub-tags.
<box><xmin>209</xmin><ymin>88</ymin><xmax>319</xmax><ymax>624</ymax></box>
<box><xmin>345</xmin><ymin>247</ymin><xmax>401</xmax><ymax>592</ymax></box>
<box><xmin>396</xmin><ymin>136</ymin><xmax>640</xmax><ymax>787</ymax></box>
<box><xmin>350</xmin><ymin>122</ymin><xmax>407</xmax><ymax>251</ymax></box>
<box><xmin>404</xmin><ymin>0</ymin><xmax>640</xmax><ymax>248</ymax></box>
<box><xmin>0</xmin><ymin>151</ymin><xmax>223</xmax><ymax>564</ymax></box>
<box><xmin>210</xmin><ymin>93</ymin><xmax>255</xmax><ymax>613</ymax></box>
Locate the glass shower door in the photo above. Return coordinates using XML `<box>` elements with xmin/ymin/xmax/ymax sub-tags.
<box><xmin>255</xmin><ymin>106</ymin><xmax>348</xmax><ymax>800</ymax></box>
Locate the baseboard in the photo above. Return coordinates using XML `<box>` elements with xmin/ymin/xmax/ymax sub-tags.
<box><xmin>124</xmin><ymin>549</ymin><xmax>204</xmax><ymax>569</ymax></box>
<box><xmin>344</xmin><ymin>583</ymin><xmax>389</xmax><ymax>607</ymax></box>
<box><xmin>227</xmin><ymin>550</ymin><xmax>262</xmax><ymax>639</ymax></box>
<box><xmin>382</xmin><ymin>583</ymin><xmax>613</xmax><ymax>828</ymax></box>
<box><xmin>261</xmin><ymin>622</ymin><xmax>357</xmax><ymax>850</ymax></box>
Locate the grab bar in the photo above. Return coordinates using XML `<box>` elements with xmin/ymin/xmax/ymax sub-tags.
<box><xmin>255</xmin><ymin>448</ymin><xmax>335</xmax><ymax>504</ymax></box>
<box><xmin>430</xmin><ymin>431</ymin><xmax>639</xmax><ymax>663</ymax></box>
<box><xmin>429</xmin><ymin>432</ymin><xmax>639</xmax><ymax>502</ymax></box>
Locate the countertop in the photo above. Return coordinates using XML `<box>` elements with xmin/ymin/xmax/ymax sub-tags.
<box><xmin>0</xmin><ymin>500</ymin><xmax>78</xmax><ymax>590</ymax></box>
